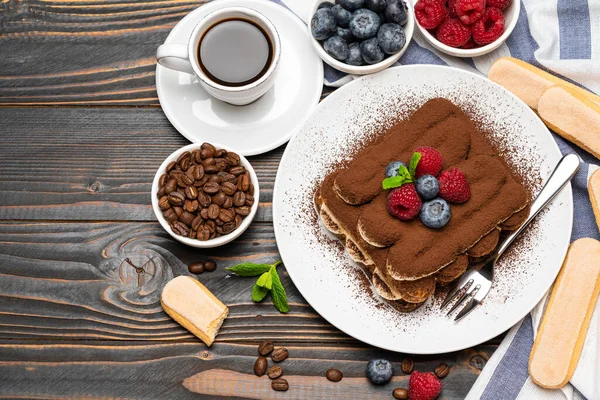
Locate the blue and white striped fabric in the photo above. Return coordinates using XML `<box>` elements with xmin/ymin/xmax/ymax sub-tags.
<box><xmin>276</xmin><ymin>0</ymin><xmax>600</xmax><ymax>398</ymax></box>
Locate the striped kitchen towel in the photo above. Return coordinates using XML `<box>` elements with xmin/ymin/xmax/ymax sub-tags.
<box><xmin>276</xmin><ymin>0</ymin><xmax>600</xmax><ymax>399</ymax></box>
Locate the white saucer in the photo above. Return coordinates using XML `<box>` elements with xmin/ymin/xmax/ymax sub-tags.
<box><xmin>156</xmin><ymin>0</ymin><xmax>324</xmax><ymax>156</ymax></box>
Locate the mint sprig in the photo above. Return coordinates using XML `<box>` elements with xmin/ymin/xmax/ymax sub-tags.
<box><xmin>409</xmin><ymin>152</ymin><xmax>422</xmax><ymax>178</ymax></box>
<box><xmin>382</xmin><ymin>152</ymin><xmax>423</xmax><ymax>190</ymax></box>
<box><xmin>227</xmin><ymin>260</ymin><xmax>289</xmax><ymax>313</ymax></box>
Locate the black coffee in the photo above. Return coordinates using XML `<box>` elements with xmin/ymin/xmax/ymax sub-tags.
<box><xmin>198</xmin><ymin>18</ymin><xmax>273</xmax><ymax>87</ymax></box>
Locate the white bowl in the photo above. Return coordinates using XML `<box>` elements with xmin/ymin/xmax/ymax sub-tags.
<box><xmin>415</xmin><ymin>0</ymin><xmax>520</xmax><ymax>57</ymax></box>
<box><xmin>151</xmin><ymin>143</ymin><xmax>260</xmax><ymax>248</ymax></box>
<box><xmin>309</xmin><ymin>0</ymin><xmax>415</xmax><ymax>75</ymax></box>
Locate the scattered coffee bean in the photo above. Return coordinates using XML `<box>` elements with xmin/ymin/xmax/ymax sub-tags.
<box><xmin>204</xmin><ymin>259</ymin><xmax>217</xmax><ymax>272</ymax></box>
<box><xmin>326</xmin><ymin>369</ymin><xmax>343</xmax><ymax>382</ymax></box>
<box><xmin>271</xmin><ymin>378</ymin><xmax>288</xmax><ymax>391</ymax></box>
<box><xmin>188</xmin><ymin>262</ymin><xmax>205</xmax><ymax>274</ymax></box>
<box><xmin>268</xmin><ymin>366</ymin><xmax>283</xmax><ymax>379</ymax></box>
<box><xmin>401</xmin><ymin>358</ymin><xmax>414</xmax><ymax>374</ymax></box>
<box><xmin>258</xmin><ymin>340</ymin><xmax>274</xmax><ymax>356</ymax></box>
<box><xmin>393</xmin><ymin>388</ymin><xmax>409</xmax><ymax>399</ymax></box>
<box><xmin>434</xmin><ymin>363</ymin><xmax>450</xmax><ymax>379</ymax></box>
<box><xmin>271</xmin><ymin>347</ymin><xmax>288</xmax><ymax>362</ymax></box>
<box><xmin>254</xmin><ymin>356</ymin><xmax>267</xmax><ymax>377</ymax></box>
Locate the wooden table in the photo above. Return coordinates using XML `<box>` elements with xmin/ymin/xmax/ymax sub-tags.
<box><xmin>0</xmin><ymin>0</ymin><xmax>498</xmax><ymax>397</ymax></box>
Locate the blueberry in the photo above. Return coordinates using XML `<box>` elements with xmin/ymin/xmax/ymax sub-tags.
<box><xmin>311</xmin><ymin>8</ymin><xmax>337</xmax><ymax>40</ymax></box>
<box><xmin>318</xmin><ymin>2</ymin><xmax>334</xmax><ymax>9</ymax></box>
<box><xmin>420</xmin><ymin>198</ymin><xmax>451</xmax><ymax>229</ymax></box>
<box><xmin>365</xmin><ymin>0</ymin><xmax>387</xmax><ymax>13</ymax></box>
<box><xmin>349</xmin><ymin>9</ymin><xmax>381</xmax><ymax>39</ymax></box>
<box><xmin>337</xmin><ymin>26</ymin><xmax>356</xmax><ymax>43</ymax></box>
<box><xmin>340</xmin><ymin>0</ymin><xmax>365</xmax><ymax>11</ymax></box>
<box><xmin>385</xmin><ymin>161</ymin><xmax>407</xmax><ymax>177</ymax></box>
<box><xmin>377</xmin><ymin>23</ymin><xmax>406</xmax><ymax>54</ymax></box>
<box><xmin>345</xmin><ymin>42</ymin><xmax>365</xmax><ymax>65</ymax></box>
<box><xmin>360</xmin><ymin>37</ymin><xmax>385</xmax><ymax>64</ymax></box>
<box><xmin>352</xmin><ymin>8</ymin><xmax>370</xmax><ymax>16</ymax></box>
<box><xmin>366</xmin><ymin>359</ymin><xmax>393</xmax><ymax>385</ymax></box>
<box><xmin>385</xmin><ymin>0</ymin><xmax>408</xmax><ymax>25</ymax></box>
<box><xmin>324</xmin><ymin>36</ymin><xmax>350</xmax><ymax>61</ymax></box>
<box><xmin>415</xmin><ymin>174</ymin><xmax>439</xmax><ymax>200</ymax></box>
<box><xmin>331</xmin><ymin>4</ymin><xmax>352</xmax><ymax>27</ymax></box>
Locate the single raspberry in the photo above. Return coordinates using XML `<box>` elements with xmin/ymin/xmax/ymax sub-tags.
<box><xmin>455</xmin><ymin>0</ymin><xmax>485</xmax><ymax>25</ymax></box>
<box><xmin>448</xmin><ymin>0</ymin><xmax>459</xmax><ymax>17</ymax></box>
<box><xmin>487</xmin><ymin>0</ymin><xmax>510</xmax><ymax>9</ymax></box>
<box><xmin>461</xmin><ymin>37</ymin><xmax>477</xmax><ymax>48</ymax></box>
<box><xmin>438</xmin><ymin>168</ymin><xmax>471</xmax><ymax>203</ymax></box>
<box><xmin>414</xmin><ymin>146</ymin><xmax>443</xmax><ymax>178</ymax></box>
<box><xmin>387</xmin><ymin>184</ymin><xmax>422</xmax><ymax>220</ymax></box>
<box><xmin>415</xmin><ymin>0</ymin><xmax>448</xmax><ymax>29</ymax></box>
<box><xmin>472</xmin><ymin>7</ymin><xmax>505</xmax><ymax>44</ymax></box>
<box><xmin>436</xmin><ymin>18</ymin><xmax>471</xmax><ymax>47</ymax></box>
<box><xmin>409</xmin><ymin>371</ymin><xmax>443</xmax><ymax>400</ymax></box>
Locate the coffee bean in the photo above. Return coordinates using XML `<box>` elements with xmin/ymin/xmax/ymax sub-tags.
<box><xmin>235</xmin><ymin>214</ymin><xmax>243</xmax><ymax>228</ymax></box>
<box><xmin>158</xmin><ymin>195</ymin><xmax>171</xmax><ymax>210</ymax></box>
<box><xmin>268</xmin><ymin>366</ymin><xmax>283</xmax><ymax>379</ymax></box>
<box><xmin>200</xmin><ymin>207</ymin><xmax>209</xmax><ymax>220</ymax></box>
<box><xmin>195</xmin><ymin>175</ymin><xmax>209</xmax><ymax>187</ymax></box>
<box><xmin>192</xmin><ymin>149</ymin><xmax>202</xmax><ymax>163</ymax></box>
<box><xmin>207</xmin><ymin>204</ymin><xmax>220</xmax><ymax>220</ymax></box>
<box><xmin>188</xmin><ymin>229</ymin><xmax>197</xmax><ymax>239</ymax></box>
<box><xmin>157</xmin><ymin>187</ymin><xmax>165</xmax><ymax>198</ymax></box>
<box><xmin>219</xmin><ymin>208</ymin><xmax>235</xmax><ymax>223</ymax></box>
<box><xmin>249</xmin><ymin>182</ymin><xmax>255</xmax><ymax>196</ymax></box>
<box><xmin>205</xmin><ymin>220</ymin><xmax>216</xmax><ymax>233</ymax></box>
<box><xmin>180</xmin><ymin>211</ymin><xmax>195</xmax><ymax>226</ymax></box>
<box><xmin>222</xmin><ymin>222</ymin><xmax>236</xmax><ymax>234</ymax></box>
<box><xmin>164</xmin><ymin>179</ymin><xmax>177</xmax><ymax>194</ymax></box>
<box><xmin>254</xmin><ymin>356</ymin><xmax>267</xmax><ymax>377</ymax></box>
<box><xmin>191</xmin><ymin>215</ymin><xmax>203</xmax><ymax>231</ymax></box>
<box><xmin>216</xmin><ymin>226</ymin><xmax>223</xmax><ymax>234</ymax></box>
<box><xmin>434</xmin><ymin>363</ymin><xmax>450</xmax><ymax>379</ymax></box>
<box><xmin>225</xmin><ymin>152</ymin><xmax>240</xmax><ymax>166</ymax></box>
<box><xmin>188</xmin><ymin>262</ymin><xmax>205</xmax><ymax>274</ymax></box>
<box><xmin>201</xmin><ymin>143</ymin><xmax>215</xmax><ymax>158</ymax></box>
<box><xmin>203</xmin><ymin>182</ymin><xmax>220</xmax><ymax>194</ymax></box>
<box><xmin>237</xmin><ymin>174</ymin><xmax>250</xmax><ymax>192</ymax></box>
<box><xmin>173</xmin><ymin>206</ymin><xmax>183</xmax><ymax>217</ymax></box>
<box><xmin>271</xmin><ymin>378</ymin><xmax>288</xmax><ymax>392</ymax></box>
<box><xmin>212</xmin><ymin>192</ymin><xmax>226</xmax><ymax>206</ymax></box>
<box><xmin>245</xmin><ymin>195</ymin><xmax>255</xmax><ymax>207</ymax></box>
<box><xmin>326</xmin><ymin>369</ymin><xmax>343</xmax><ymax>382</ymax></box>
<box><xmin>184</xmin><ymin>199</ymin><xmax>199</xmax><ymax>213</ymax></box>
<box><xmin>219</xmin><ymin>172</ymin><xmax>236</xmax><ymax>183</ymax></box>
<box><xmin>258</xmin><ymin>340</ymin><xmax>274</xmax><ymax>356</ymax></box>
<box><xmin>168</xmin><ymin>191</ymin><xmax>185</xmax><ymax>206</ymax></box>
<box><xmin>208</xmin><ymin>174</ymin><xmax>221</xmax><ymax>184</ymax></box>
<box><xmin>233</xmin><ymin>192</ymin><xmax>246</xmax><ymax>207</ymax></box>
<box><xmin>197</xmin><ymin>225</ymin><xmax>210</xmax><ymax>240</ymax></box>
<box><xmin>222</xmin><ymin>196</ymin><xmax>233</xmax><ymax>209</ymax></box>
<box><xmin>179</xmin><ymin>157</ymin><xmax>191</xmax><ymax>171</ymax></box>
<box><xmin>271</xmin><ymin>347</ymin><xmax>288</xmax><ymax>362</ymax></box>
<box><xmin>230</xmin><ymin>166</ymin><xmax>246</xmax><ymax>176</ymax></box>
<box><xmin>210</xmin><ymin>231</ymin><xmax>217</xmax><ymax>239</ymax></box>
<box><xmin>202</xmin><ymin>157</ymin><xmax>215</xmax><ymax>167</ymax></box>
<box><xmin>194</xmin><ymin>164</ymin><xmax>205</xmax><ymax>180</ymax></box>
<box><xmin>171</xmin><ymin>221</ymin><xmax>189</xmax><ymax>236</ymax></box>
<box><xmin>198</xmin><ymin>192</ymin><xmax>211</xmax><ymax>208</ymax></box>
<box><xmin>401</xmin><ymin>358</ymin><xmax>414</xmax><ymax>374</ymax></box>
<box><xmin>215</xmin><ymin>158</ymin><xmax>228</xmax><ymax>171</ymax></box>
<box><xmin>214</xmin><ymin>149</ymin><xmax>227</xmax><ymax>157</ymax></box>
<box><xmin>163</xmin><ymin>208</ymin><xmax>178</xmax><ymax>224</ymax></box>
<box><xmin>184</xmin><ymin>186</ymin><xmax>198</xmax><ymax>200</ymax></box>
<box><xmin>393</xmin><ymin>388</ymin><xmax>409</xmax><ymax>399</ymax></box>
<box><xmin>179</xmin><ymin>174</ymin><xmax>194</xmax><ymax>187</ymax></box>
<box><xmin>235</xmin><ymin>206</ymin><xmax>251</xmax><ymax>216</ymax></box>
<box><xmin>177</xmin><ymin>151</ymin><xmax>191</xmax><ymax>165</ymax></box>
<box><xmin>221</xmin><ymin>182</ymin><xmax>237</xmax><ymax>195</ymax></box>
<box><xmin>204</xmin><ymin>259</ymin><xmax>217</xmax><ymax>272</ymax></box>
<box><xmin>166</xmin><ymin>161</ymin><xmax>177</xmax><ymax>173</ymax></box>
<box><xmin>159</xmin><ymin>174</ymin><xmax>168</xmax><ymax>187</ymax></box>
<box><xmin>204</xmin><ymin>165</ymin><xmax>220</xmax><ymax>174</ymax></box>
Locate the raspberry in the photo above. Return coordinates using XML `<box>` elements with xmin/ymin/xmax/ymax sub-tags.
<box><xmin>409</xmin><ymin>371</ymin><xmax>442</xmax><ymax>400</ymax></box>
<box><xmin>455</xmin><ymin>0</ymin><xmax>485</xmax><ymax>25</ymax></box>
<box><xmin>472</xmin><ymin>7</ymin><xmax>505</xmax><ymax>44</ymax></box>
<box><xmin>387</xmin><ymin>184</ymin><xmax>422</xmax><ymax>220</ymax></box>
<box><xmin>487</xmin><ymin>0</ymin><xmax>510</xmax><ymax>9</ymax></box>
<box><xmin>436</xmin><ymin>18</ymin><xmax>471</xmax><ymax>47</ymax></box>
<box><xmin>438</xmin><ymin>168</ymin><xmax>471</xmax><ymax>203</ymax></box>
<box><xmin>461</xmin><ymin>37</ymin><xmax>477</xmax><ymax>48</ymax></box>
<box><xmin>414</xmin><ymin>146</ymin><xmax>443</xmax><ymax>178</ymax></box>
<box><xmin>415</xmin><ymin>0</ymin><xmax>448</xmax><ymax>29</ymax></box>
<box><xmin>448</xmin><ymin>0</ymin><xmax>459</xmax><ymax>16</ymax></box>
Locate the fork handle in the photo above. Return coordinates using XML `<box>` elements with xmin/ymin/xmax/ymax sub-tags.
<box><xmin>495</xmin><ymin>153</ymin><xmax>580</xmax><ymax>258</ymax></box>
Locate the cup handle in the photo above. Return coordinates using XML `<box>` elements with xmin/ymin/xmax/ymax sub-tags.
<box><xmin>156</xmin><ymin>44</ymin><xmax>195</xmax><ymax>75</ymax></box>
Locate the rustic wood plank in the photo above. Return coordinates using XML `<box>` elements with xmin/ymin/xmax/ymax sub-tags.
<box><xmin>0</xmin><ymin>107</ymin><xmax>279</xmax><ymax>221</ymax></box>
<box><xmin>0</xmin><ymin>339</ymin><xmax>495</xmax><ymax>399</ymax></box>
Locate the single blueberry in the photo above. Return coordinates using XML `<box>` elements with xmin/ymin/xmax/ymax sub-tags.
<box><xmin>345</xmin><ymin>42</ymin><xmax>365</xmax><ymax>65</ymax></box>
<box><xmin>340</xmin><ymin>0</ymin><xmax>365</xmax><ymax>11</ymax></box>
<box><xmin>415</xmin><ymin>174</ymin><xmax>439</xmax><ymax>200</ymax></box>
<box><xmin>318</xmin><ymin>2</ymin><xmax>334</xmax><ymax>9</ymax></box>
<box><xmin>360</xmin><ymin>37</ymin><xmax>385</xmax><ymax>64</ymax></box>
<box><xmin>349</xmin><ymin>9</ymin><xmax>381</xmax><ymax>39</ymax></box>
<box><xmin>385</xmin><ymin>0</ymin><xmax>408</xmax><ymax>25</ymax></box>
<box><xmin>420</xmin><ymin>198</ymin><xmax>451</xmax><ymax>229</ymax></box>
<box><xmin>337</xmin><ymin>26</ymin><xmax>356</xmax><ymax>43</ymax></box>
<box><xmin>331</xmin><ymin>4</ymin><xmax>352</xmax><ymax>27</ymax></box>
<box><xmin>311</xmin><ymin>8</ymin><xmax>337</xmax><ymax>40</ymax></box>
<box><xmin>366</xmin><ymin>359</ymin><xmax>393</xmax><ymax>385</ymax></box>
<box><xmin>324</xmin><ymin>36</ymin><xmax>350</xmax><ymax>61</ymax></box>
<box><xmin>352</xmin><ymin>8</ymin><xmax>370</xmax><ymax>17</ymax></box>
<box><xmin>365</xmin><ymin>0</ymin><xmax>387</xmax><ymax>13</ymax></box>
<box><xmin>385</xmin><ymin>161</ymin><xmax>407</xmax><ymax>178</ymax></box>
<box><xmin>377</xmin><ymin>23</ymin><xmax>406</xmax><ymax>54</ymax></box>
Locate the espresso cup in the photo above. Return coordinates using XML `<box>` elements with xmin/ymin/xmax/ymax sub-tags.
<box><xmin>157</xmin><ymin>7</ymin><xmax>281</xmax><ymax>106</ymax></box>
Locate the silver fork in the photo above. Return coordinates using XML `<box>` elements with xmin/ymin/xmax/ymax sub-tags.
<box><xmin>440</xmin><ymin>153</ymin><xmax>580</xmax><ymax>321</ymax></box>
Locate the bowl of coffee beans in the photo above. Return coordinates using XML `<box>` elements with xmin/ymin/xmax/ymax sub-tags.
<box><xmin>152</xmin><ymin>142</ymin><xmax>259</xmax><ymax>248</ymax></box>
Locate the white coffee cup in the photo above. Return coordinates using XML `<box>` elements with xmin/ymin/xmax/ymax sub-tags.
<box><xmin>157</xmin><ymin>6</ymin><xmax>281</xmax><ymax>106</ymax></box>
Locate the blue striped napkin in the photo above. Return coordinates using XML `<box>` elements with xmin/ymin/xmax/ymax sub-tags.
<box><xmin>275</xmin><ymin>0</ymin><xmax>600</xmax><ymax>398</ymax></box>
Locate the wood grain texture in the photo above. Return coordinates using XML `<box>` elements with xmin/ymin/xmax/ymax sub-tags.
<box><xmin>0</xmin><ymin>107</ymin><xmax>279</xmax><ymax>222</ymax></box>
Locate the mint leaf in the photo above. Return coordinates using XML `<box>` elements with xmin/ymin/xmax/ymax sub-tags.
<box><xmin>382</xmin><ymin>175</ymin><xmax>413</xmax><ymax>190</ymax></box>
<box><xmin>409</xmin><ymin>152</ymin><xmax>422</xmax><ymax>178</ymax></box>
<box><xmin>252</xmin><ymin>284</ymin><xmax>269</xmax><ymax>302</ymax></box>
<box><xmin>226</xmin><ymin>262</ymin><xmax>272</xmax><ymax>276</ymax></box>
<box><xmin>270</xmin><ymin>269</ymin><xmax>289</xmax><ymax>313</ymax></box>
<box><xmin>256</xmin><ymin>271</ymin><xmax>273</xmax><ymax>290</ymax></box>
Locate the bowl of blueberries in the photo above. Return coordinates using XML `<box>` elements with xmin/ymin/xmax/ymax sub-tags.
<box><xmin>309</xmin><ymin>0</ymin><xmax>414</xmax><ymax>75</ymax></box>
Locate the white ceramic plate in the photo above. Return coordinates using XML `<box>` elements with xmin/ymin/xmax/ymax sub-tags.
<box><xmin>273</xmin><ymin>65</ymin><xmax>573</xmax><ymax>354</ymax></box>
<box><xmin>156</xmin><ymin>0</ymin><xmax>324</xmax><ymax>156</ymax></box>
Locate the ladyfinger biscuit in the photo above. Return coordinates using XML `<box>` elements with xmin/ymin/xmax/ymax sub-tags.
<box><xmin>161</xmin><ymin>276</ymin><xmax>229</xmax><ymax>346</ymax></box>
<box><xmin>488</xmin><ymin>57</ymin><xmax>600</xmax><ymax>110</ymax></box>
<box><xmin>589</xmin><ymin>169</ymin><xmax>600</xmax><ymax>231</ymax></box>
<box><xmin>537</xmin><ymin>86</ymin><xmax>600</xmax><ymax>160</ymax></box>
<box><xmin>529</xmin><ymin>238</ymin><xmax>600</xmax><ymax>388</ymax></box>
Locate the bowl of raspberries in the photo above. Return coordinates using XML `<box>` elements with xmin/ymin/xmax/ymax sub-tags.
<box><xmin>413</xmin><ymin>0</ymin><xmax>519</xmax><ymax>57</ymax></box>
<box><xmin>309</xmin><ymin>0</ymin><xmax>415</xmax><ymax>75</ymax></box>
